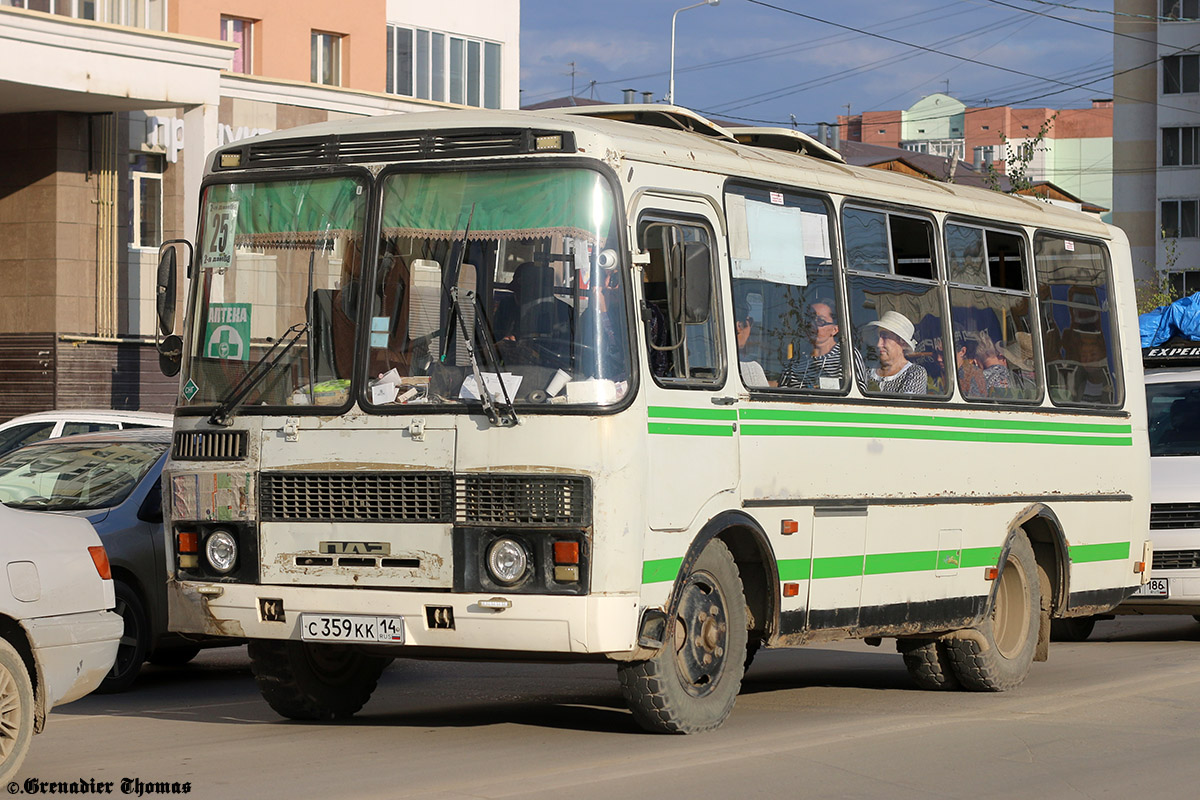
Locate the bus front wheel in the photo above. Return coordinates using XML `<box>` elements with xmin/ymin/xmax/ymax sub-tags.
<box><xmin>248</xmin><ymin>639</ymin><xmax>388</xmax><ymax>721</ymax></box>
<box><xmin>618</xmin><ymin>539</ymin><xmax>748</xmax><ymax>734</ymax></box>
<box><xmin>946</xmin><ymin>532</ymin><xmax>1041</xmax><ymax>691</ymax></box>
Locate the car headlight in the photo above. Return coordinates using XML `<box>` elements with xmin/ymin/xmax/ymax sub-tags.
<box><xmin>205</xmin><ymin>529</ymin><xmax>238</xmax><ymax>574</ymax></box>
<box><xmin>486</xmin><ymin>538</ymin><xmax>528</xmax><ymax>585</ymax></box>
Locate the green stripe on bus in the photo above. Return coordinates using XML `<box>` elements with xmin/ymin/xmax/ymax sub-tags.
<box><xmin>644</xmin><ymin>542</ymin><xmax>1128</xmax><ymax>584</ymax></box>
<box><xmin>865</xmin><ymin>550</ymin><xmax>939</xmax><ymax>574</ymax></box>
<box><xmin>738</xmin><ymin>407</ymin><xmax>1132</xmax><ymax>434</ymax></box>
<box><xmin>647</xmin><ymin>422</ymin><xmax>734</xmax><ymax>437</ymax></box>
<box><xmin>739</xmin><ymin>423</ymin><xmax>1131</xmax><ymax>447</ymax></box>
<box><xmin>642</xmin><ymin>558</ymin><xmax>683</xmax><ymax>583</ymax></box>
<box><xmin>1070</xmin><ymin>541</ymin><xmax>1131</xmax><ymax>563</ymax></box>
<box><xmin>960</xmin><ymin>547</ymin><xmax>1004</xmax><ymax>568</ymax></box>
<box><xmin>649</xmin><ymin>406</ymin><xmax>739</xmax><ymax>421</ymax></box>
<box><xmin>777</xmin><ymin>558</ymin><xmax>812</xmax><ymax>581</ymax></box>
<box><xmin>812</xmin><ymin>554</ymin><xmax>865</xmax><ymax>579</ymax></box>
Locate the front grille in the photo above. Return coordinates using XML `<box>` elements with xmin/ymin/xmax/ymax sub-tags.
<box><xmin>228</xmin><ymin>129</ymin><xmax>575</xmax><ymax>169</ymax></box>
<box><xmin>173</xmin><ymin>430</ymin><xmax>247</xmax><ymax>461</ymax></box>
<box><xmin>1153</xmin><ymin>549</ymin><xmax>1200</xmax><ymax>570</ymax></box>
<box><xmin>1150</xmin><ymin>503</ymin><xmax>1200</xmax><ymax>530</ymax></box>
<box><xmin>456</xmin><ymin>474</ymin><xmax>591</xmax><ymax>527</ymax></box>
<box><xmin>260</xmin><ymin>472</ymin><xmax>453</xmax><ymax>523</ymax></box>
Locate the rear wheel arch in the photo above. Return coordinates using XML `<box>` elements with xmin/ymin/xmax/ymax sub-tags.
<box><xmin>1009</xmin><ymin>503</ymin><xmax>1069</xmax><ymax>616</ymax></box>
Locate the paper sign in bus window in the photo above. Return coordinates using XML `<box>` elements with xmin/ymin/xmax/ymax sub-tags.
<box><xmin>732</xmin><ymin>199</ymin><xmax>807</xmax><ymax>286</ymax></box>
<box><xmin>201</xmin><ymin>201</ymin><xmax>239</xmax><ymax>270</ymax></box>
<box><xmin>205</xmin><ymin>303</ymin><xmax>251</xmax><ymax>361</ymax></box>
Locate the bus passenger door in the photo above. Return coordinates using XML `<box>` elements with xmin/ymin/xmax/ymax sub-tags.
<box><xmin>807</xmin><ymin>506</ymin><xmax>867</xmax><ymax>632</ymax></box>
<box><xmin>636</xmin><ymin>202</ymin><xmax>737</xmax><ymax>531</ymax></box>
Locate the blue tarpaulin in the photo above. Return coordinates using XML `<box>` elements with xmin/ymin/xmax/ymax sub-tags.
<box><xmin>1141</xmin><ymin>293</ymin><xmax>1200</xmax><ymax>347</ymax></box>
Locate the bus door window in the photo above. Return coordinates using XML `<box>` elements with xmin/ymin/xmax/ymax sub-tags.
<box><xmin>946</xmin><ymin>224</ymin><xmax>1040</xmax><ymax>402</ymax></box>
<box><xmin>1034</xmin><ymin>235</ymin><xmax>1122</xmax><ymax>407</ymax></box>
<box><xmin>842</xmin><ymin>207</ymin><xmax>949</xmax><ymax>398</ymax></box>
<box><xmin>724</xmin><ymin>186</ymin><xmax>843</xmax><ymax>392</ymax></box>
<box><xmin>638</xmin><ymin>219</ymin><xmax>723</xmax><ymax>385</ymax></box>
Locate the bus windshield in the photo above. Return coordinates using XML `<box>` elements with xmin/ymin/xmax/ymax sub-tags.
<box><xmin>1148</xmin><ymin>381</ymin><xmax>1200</xmax><ymax>456</ymax></box>
<box><xmin>182</xmin><ymin>175</ymin><xmax>369</xmax><ymax>411</ymax></box>
<box><xmin>366</xmin><ymin>167</ymin><xmax>630</xmax><ymax>408</ymax></box>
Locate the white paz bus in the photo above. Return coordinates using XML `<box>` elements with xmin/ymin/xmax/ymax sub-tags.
<box><xmin>155</xmin><ymin>106</ymin><xmax>1150</xmax><ymax>733</ymax></box>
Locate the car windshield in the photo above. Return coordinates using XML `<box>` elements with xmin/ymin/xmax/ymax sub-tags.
<box><xmin>0</xmin><ymin>441</ymin><xmax>163</xmax><ymax>511</ymax></box>
<box><xmin>1147</xmin><ymin>381</ymin><xmax>1200</xmax><ymax>456</ymax></box>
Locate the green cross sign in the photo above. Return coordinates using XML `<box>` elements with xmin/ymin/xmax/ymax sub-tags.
<box><xmin>204</xmin><ymin>303</ymin><xmax>251</xmax><ymax>362</ymax></box>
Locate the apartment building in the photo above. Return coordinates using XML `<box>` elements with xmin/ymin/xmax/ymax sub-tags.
<box><xmin>1113</xmin><ymin>0</ymin><xmax>1200</xmax><ymax>290</ymax></box>
<box><xmin>0</xmin><ymin>0</ymin><xmax>520</xmax><ymax>420</ymax></box>
<box><xmin>839</xmin><ymin>93</ymin><xmax>1114</xmax><ymax>218</ymax></box>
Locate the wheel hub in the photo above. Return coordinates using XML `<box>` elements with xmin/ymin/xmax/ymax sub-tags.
<box><xmin>673</xmin><ymin>573</ymin><xmax>728</xmax><ymax>697</ymax></box>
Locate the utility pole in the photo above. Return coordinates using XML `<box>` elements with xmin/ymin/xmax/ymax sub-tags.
<box><xmin>943</xmin><ymin>79</ymin><xmax>951</xmax><ymax>96</ymax></box>
<box><xmin>568</xmin><ymin>61</ymin><xmax>576</xmax><ymax>98</ymax></box>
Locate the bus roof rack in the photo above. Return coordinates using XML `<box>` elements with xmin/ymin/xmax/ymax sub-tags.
<box><xmin>542</xmin><ymin>104</ymin><xmax>739</xmax><ymax>143</ymax></box>
<box><xmin>724</xmin><ymin>127</ymin><xmax>846</xmax><ymax>164</ymax></box>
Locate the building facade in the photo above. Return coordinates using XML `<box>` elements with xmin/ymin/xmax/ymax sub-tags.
<box><xmin>1113</xmin><ymin>0</ymin><xmax>1200</xmax><ymax>291</ymax></box>
<box><xmin>839</xmin><ymin>93</ymin><xmax>1114</xmax><ymax>219</ymax></box>
<box><xmin>0</xmin><ymin>0</ymin><xmax>520</xmax><ymax>421</ymax></box>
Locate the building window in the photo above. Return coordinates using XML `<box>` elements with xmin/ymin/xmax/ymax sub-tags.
<box><xmin>386</xmin><ymin>24</ymin><xmax>502</xmax><ymax>109</ymax></box>
<box><xmin>1162</xmin><ymin>199</ymin><xmax>1200</xmax><ymax>238</ymax></box>
<box><xmin>1164</xmin><ymin>0</ymin><xmax>1200</xmax><ymax>20</ymax></box>
<box><xmin>1164</xmin><ymin>54</ymin><xmax>1200</xmax><ymax>94</ymax></box>
<box><xmin>220</xmin><ymin>16</ymin><xmax>253</xmax><ymax>74</ymax></box>
<box><xmin>2</xmin><ymin>0</ymin><xmax>165</xmax><ymax>26</ymax></box>
<box><xmin>1163</xmin><ymin>126</ymin><xmax>1199</xmax><ymax>166</ymax></box>
<box><xmin>1168</xmin><ymin>271</ymin><xmax>1200</xmax><ymax>296</ymax></box>
<box><xmin>311</xmin><ymin>31</ymin><xmax>341</xmax><ymax>86</ymax></box>
<box><xmin>129</xmin><ymin>153</ymin><xmax>163</xmax><ymax>250</ymax></box>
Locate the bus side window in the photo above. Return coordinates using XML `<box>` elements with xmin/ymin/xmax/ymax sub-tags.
<box><xmin>1034</xmin><ymin>236</ymin><xmax>1122</xmax><ymax>407</ymax></box>
<box><xmin>638</xmin><ymin>219</ymin><xmax>723</xmax><ymax>386</ymax></box>
<box><xmin>843</xmin><ymin>206</ymin><xmax>948</xmax><ymax>398</ymax></box>
<box><xmin>947</xmin><ymin>224</ymin><xmax>1040</xmax><ymax>402</ymax></box>
<box><xmin>725</xmin><ymin>186</ymin><xmax>842</xmax><ymax>392</ymax></box>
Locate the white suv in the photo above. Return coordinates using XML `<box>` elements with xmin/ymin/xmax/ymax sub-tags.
<box><xmin>0</xmin><ymin>410</ymin><xmax>172</xmax><ymax>458</ymax></box>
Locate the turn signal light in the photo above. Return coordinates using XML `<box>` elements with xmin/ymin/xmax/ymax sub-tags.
<box><xmin>783</xmin><ymin>582</ymin><xmax>800</xmax><ymax>597</ymax></box>
<box><xmin>1134</xmin><ymin>561</ymin><xmax>1146</xmax><ymax>574</ymax></box>
<box><xmin>177</xmin><ymin>531</ymin><xmax>199</xmax><ymax>554</ymax></box>
<box><xmin>984</xmin><ymin>567</ymin><xmax>999</xmax><ymax>581</ymax></box>
<box><xmin>553</xmin><ymin>541</ymin><xmax>579</xmax><ymax>565</ymax></box>
<box><xmin>88</xmin><ymin>546</ymin><xmax>112</xmax><ymax>581</ymax></box>
<box><xmin>781</xmin><ymin>520</ymin><xmax>799</xmax><ymax>535</ymax></box>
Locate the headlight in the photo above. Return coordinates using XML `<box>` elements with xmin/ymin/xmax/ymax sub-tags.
<box><xmin>205</xmin><ymin>529</ymin><xmax>238</xmax><ymax>574</ymax></box>
<box><xmin>486</xmin><ymin>538</ymin><xmax>528</xmax><ymax>585</ymax></box>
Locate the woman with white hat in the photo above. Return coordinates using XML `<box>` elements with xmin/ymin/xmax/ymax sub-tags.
<box><xmin>864</xmin><ymin>310</ymin><xmax>928</xmax><ymax>395</ymax></box>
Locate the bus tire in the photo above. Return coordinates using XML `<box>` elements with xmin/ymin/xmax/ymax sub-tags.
<box><xmin>897</xmin><ymin>640</ymin><xmax>961</xmax><ymax>690</ymax></box>
<box><xmin>618</xmin><ymin>539</ymin><xmax>747</xmax><ymax>734</ymax></box>
<box><xmin>1050</xmin><ymin>617</ymin><xmax>1096</xmax><ymax>642</ymax></box>
<box><xmin>248</xmin><ymin>639</ymin><xmax>388</xmax><ymax>721</ymax></box>
<box><xmin>946</xmin><ymin>532</ymin><xmax>1040</xmax><ymax>691</ymax></box>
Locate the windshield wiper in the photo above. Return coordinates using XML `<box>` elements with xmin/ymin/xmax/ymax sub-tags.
<box><xmin>208</xmin><ymin>322</ymin><xmax>308</xmax><ymax>427</ymax></box>
<box><xmin>442</xmin><ymin>209</ymin><xmax>517</xmax><ymax>427</ymax></box>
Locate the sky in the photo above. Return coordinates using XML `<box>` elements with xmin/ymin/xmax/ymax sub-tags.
<box><xmin>518</xmin><ymin>0</ymin><xmax>1119</xmax><ymax>134</ymax></box>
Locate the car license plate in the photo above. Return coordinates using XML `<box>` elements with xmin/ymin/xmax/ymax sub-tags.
<box><xmin>300</xmin><ymin>614</ymin><xmax>405</xmax><ymax>644</ymax></box>
<box><xmin>1132</xmin><ymin>578</ymin><xmax>1169</xmax><ymax>598</ymax></box>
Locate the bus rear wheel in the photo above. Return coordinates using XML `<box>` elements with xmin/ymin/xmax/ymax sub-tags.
<box><xmin>248</xmin><ymin>639</ymin><xmax>388</xmax><ymax>721</ymax></box>
<box><xmin>946</xmin><ymin>532</ymin><xmax>1040</xmax><ymax>691</ymax></box>
<box><xmin>618</xmin><ymin>539</ymin><xmax>748</xmax><ymax>734</ymax></box>
<box><xmin>897</xmin><ymin>640</ymin><xmax>961</xmax><ymax>690</ymax></box>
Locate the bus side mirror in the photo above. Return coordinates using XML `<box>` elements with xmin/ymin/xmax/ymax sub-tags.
<box><xmin>158</xmin><ymin>334</ymin><xmax>182</xmax><ymax>378</ymax></box>
<box><xmin>156</xmin><ymin>246</ymin><xmax>177</xmax><ymax>336</ymax></box>
<box><xmin>681</xmin><ymin>241</ymin><xmax>711</xmax><ymax>324</ymax></box>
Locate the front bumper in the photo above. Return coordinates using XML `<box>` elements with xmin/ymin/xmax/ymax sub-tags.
<box><xmin>168</xmin><ymin>580</ymin><xmax>641</xmax><ymax>656</ymax></box>
<box><xmin>22</xmin><ymin>610</ymin><xmax>123</xmax><ymax>708</ymax></box>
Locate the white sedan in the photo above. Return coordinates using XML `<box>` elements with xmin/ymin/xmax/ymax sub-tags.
<box><xmin>0</xmin><ymin>504</ymin><xmax>123</xmax><ymax>780</ymax></box>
